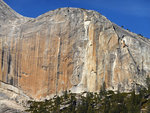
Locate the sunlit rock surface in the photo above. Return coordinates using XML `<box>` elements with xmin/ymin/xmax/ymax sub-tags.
<box><xmin>0</xmin><ymin>82</ymin><xmax>30</xmax><ymax>113</ymax></box>
<box><xmin>0</xmin><ymin>0</ymin><xmax>150</xmax><ymax>100</ymax></box>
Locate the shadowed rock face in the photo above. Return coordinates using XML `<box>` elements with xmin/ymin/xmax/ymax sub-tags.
<box><xmin>0</xmin><ymin>0</ymin><xmax>150</xmax><ymax>99</ymax></box>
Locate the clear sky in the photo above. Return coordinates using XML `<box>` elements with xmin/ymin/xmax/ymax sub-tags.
<box><xmin>3</xmin><ymin>0</ymin><xmax>150</xmax><ymax>38</ymax></box>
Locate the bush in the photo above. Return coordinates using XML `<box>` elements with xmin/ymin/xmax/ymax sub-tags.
<box><xmin>26</xmin><ymin>83</ymin><xmax>150</xmax><ymax>113</ymax></box>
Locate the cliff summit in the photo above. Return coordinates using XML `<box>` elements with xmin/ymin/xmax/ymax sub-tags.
<box><xmin>0</xmin><ymin>0</ymin><xmax>150</xmax><ymax>101</ymax></box>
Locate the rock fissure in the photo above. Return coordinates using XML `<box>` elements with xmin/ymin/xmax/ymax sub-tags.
<box><xmin>0</xmin><ymin>1</ymin><xmax>150</xmax><ymax>100</ymax></box>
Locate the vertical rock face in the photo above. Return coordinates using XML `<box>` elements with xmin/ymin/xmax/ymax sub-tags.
<box><xmin>0</xmin><ymin>0</ymin><xmax>150</xmax><ymax>99</ymax></box>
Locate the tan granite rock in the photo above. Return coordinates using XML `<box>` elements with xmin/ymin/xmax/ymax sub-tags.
<box><xmin>0</xmin><ymin>0</ymin><xmax>150</xmax><ymax>99</ymax></box>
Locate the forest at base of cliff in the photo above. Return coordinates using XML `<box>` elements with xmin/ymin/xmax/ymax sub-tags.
<box><xmin>26</xmin><ymin>77</ymin><xmax>150</xmax><ymax>113</ymax></box>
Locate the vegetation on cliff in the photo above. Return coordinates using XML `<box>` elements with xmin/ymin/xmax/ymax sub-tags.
<box><xmin>26</xmin><ymin>77</ymin><xmax>150</xmax><ymax>113</ymax></box>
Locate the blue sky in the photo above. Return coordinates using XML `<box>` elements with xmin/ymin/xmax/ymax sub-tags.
<box><xmin>4</xmin><ymin>0</ymin><xmax>150</xmax><ymax>38</ymax></box>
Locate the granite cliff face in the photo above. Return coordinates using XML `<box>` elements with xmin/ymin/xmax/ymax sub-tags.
<box><xmin>0</xmin><ymin>0</ymin><xmax>150</xmax><ymax>100</ymax></box>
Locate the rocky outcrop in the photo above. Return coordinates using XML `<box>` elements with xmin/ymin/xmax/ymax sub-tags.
<box><xmin>0</xmin><ymin>0</ymin><xmax>150</xmax><ymax>100</ymax></box>
<box><xmin>0</xmin><ymin>82</ymin><xmax>30</xmax><ymax>113</ymax></box>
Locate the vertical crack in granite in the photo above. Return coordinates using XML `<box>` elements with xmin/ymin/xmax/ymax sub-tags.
<box><xmin>7</xmin><ymin>53</ymin><xmax>11</xmax><ymax>74</ymax></box>
<box><xmin>1</xmin><ymin>47</ymin><xmax>4</xmax><ymax>70</ymax></box>
<box><xmin>14</xmin><ymin>42</ymin><xmax>18</xmax><ymax>87</ymax></box>
<box><xmin>46</xmin><ymin>23</ymin><xmax>51</xmax><ymax>95</ymax></box>
<box><xmin>127</xmin><ymin>47</ymin><xmax>140</xmax><ymax>75</ymax></box>
<box><xmin>18</xmin><ymin>27</ymin><xmax>23</xmax><ymax>87</ymax></box>
<box><xmin>141</xmin><ymin>56</ymin><xmax>144</xmax><ymax>76</ymax></box>
<box><xmin>95</xmin><ymin>29</ymin><xmax>100</xmax><ymax>91</ymax></box>
<box><xmin>1</xmin><ymin>1</ymin><xmax>150</xmax><ymax>99</ymax></box>
<box><xmin>56</xmin><ymin>37</ymin><xmax>62</xmax><ymax>95</ymax></box>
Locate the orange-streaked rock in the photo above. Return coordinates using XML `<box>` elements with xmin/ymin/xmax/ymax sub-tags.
<box><xmin>1</xmin><ymin>0</ymin><xmax>150</xmax><ymax>99</ymax></box>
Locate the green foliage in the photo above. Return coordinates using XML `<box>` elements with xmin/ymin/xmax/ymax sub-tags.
<box><xmin>26</xmin><ymin>83</ymin><xmax>150</xmax><ymax>113</ymax></box>
<box><xmin>138</xmin><ymin>34</ymin><xmax>144</xmax><ymax>37</ymax></box>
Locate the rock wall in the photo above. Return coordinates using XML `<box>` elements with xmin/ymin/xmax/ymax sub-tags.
<box><xmin>0</xmin><ymin>82</ymin><xmax>30</xmax><ymax>113</ymax></box>
<box><xmin>1</xmin><ymin>0</ymin><xmax>150</xmax><ymax>99</ymax></box>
